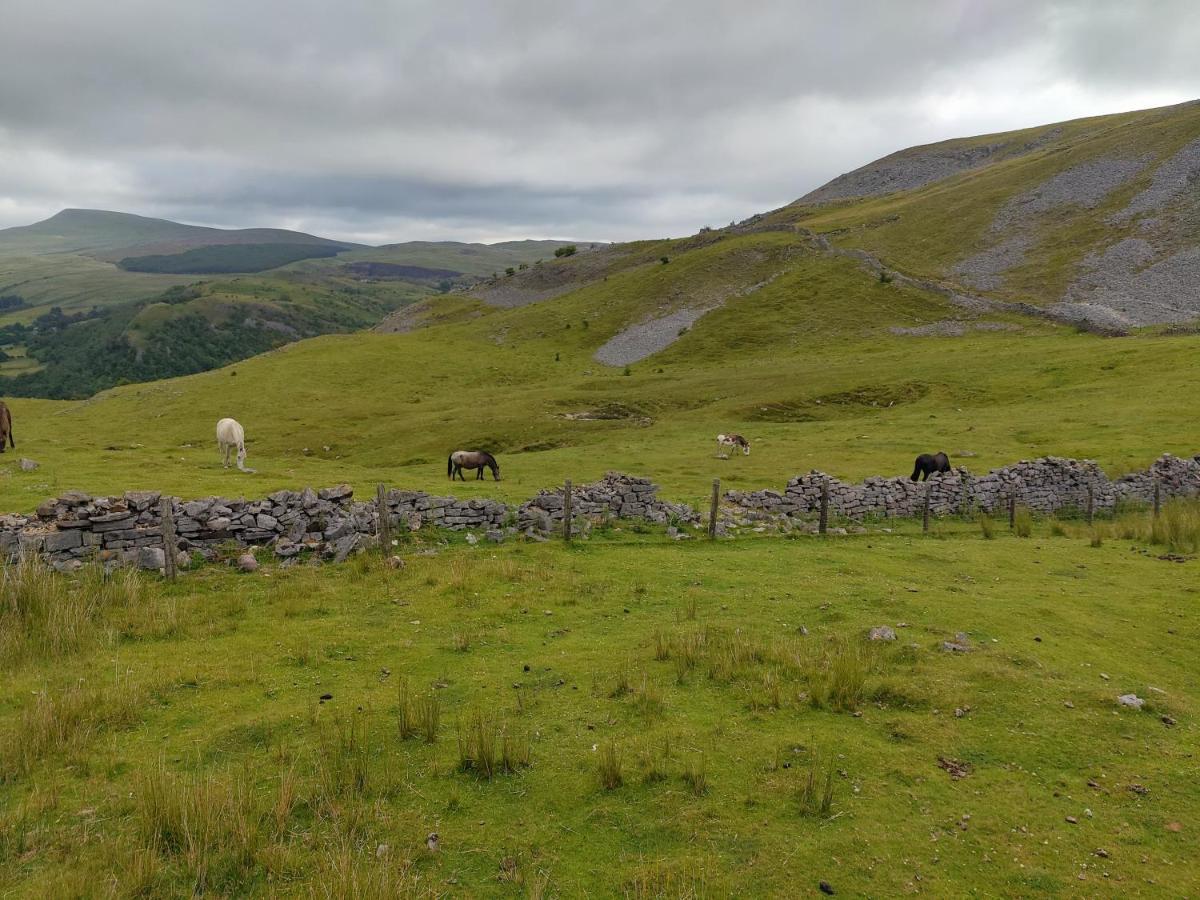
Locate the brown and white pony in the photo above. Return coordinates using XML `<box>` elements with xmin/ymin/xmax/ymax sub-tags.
<box><xmin>716</xmin><ymin>433</ymin><xmax>749</xmax><ymax>457</ymax></box>
<box><xmin>0</xmin><ymin>402</ymin><xmax>13</xmax><ymax>452</ymax></box>
<box><xmin>448</xmin><ymin>449</ymin><xmax>500</xmax><ymax>481</ymax></box>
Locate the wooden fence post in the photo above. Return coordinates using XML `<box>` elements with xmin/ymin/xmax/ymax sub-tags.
<box><xmin>159</xmin><ymin>496</ymin><xmax>177</xmax><ymax>581</ymax></box>
<box><xmin>1153</xmin><ymin>478</ymin><xmax>1161</xmax><ymax>518</ymax></box>
<box><xmin>708</xmin><ymin>478</ymin><xmax>720</xmax><ymax>540</ymax></box>
<box><xmin>1008</xmin><ymin>491</ymin><xmax>1017</xmax><ymax>530</ymax></box>
<box><xmin>376</xmin><ymin>483</ymin><xmax>391</xmax><ymax>551</ymax></box>
<box><xmin>563</xmin><ymin>479</ymin><xmax>573</xmax><ymax>542</ymax></box>
<box><xmin>1086</xmin><ymin>483</ymin><xmax>1094</xmax><ymax>526</ymax></box>
<box><xmin>818</xmin><ymin>477</ymin><xmax>829</xmax><ymax>535</ymax></box>
<box><xmin>922</xmin><ymin>481</ymin><xmax>932</xmax><ymax>534</ymax></box>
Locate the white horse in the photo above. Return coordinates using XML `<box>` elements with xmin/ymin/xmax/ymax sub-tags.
<box><xmin>716</xmin><ymin>433</ymin><xmax>750</xmax><ymax>458</ymax></box>
<box><xmin>216</xmin><ymin>418</ymin><xmax>254</xmax><ymax>472</ymax></box>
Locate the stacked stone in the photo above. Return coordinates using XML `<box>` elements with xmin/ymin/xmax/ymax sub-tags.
<box><xmin>1114</xmin><ymin>454</ymin><xmax>1200</xmax><ymax>505</ymax></box>
<box><xmin>517</xmin><ymin>472</ymin><xmax>697</xmax><ymax>533</ymax></box>
<box><xmin>382</xmin><ymin>490</ymin><xmax>508</xmax><ymax>532</ymax></box>
<box><xmin>970</xmin><ymin>457</ymin><xmax>1113</xmax><ymax>514</ymax></box>
<box><xmin>1</xmin><ymin>484</ymin><xmax>376</xmax><ymax>572</ymax></box>
<box><xmin>724</xmin><ymin>453</ymin><xmax>1199</xmax><ymax>524</ymax></box>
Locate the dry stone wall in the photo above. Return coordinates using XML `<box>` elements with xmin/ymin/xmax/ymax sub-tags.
<box><xmin>0</xmin><ymin>473</ymin><xmax>692</xmax><ymax>573</ymax></box>
<box><xmin>725</xmin><ymin>454</ymin><xmax>1200</xmax><ymax>523</ymax></box>
<box><xmin>2</xmin><ymin>457</ymin><xmax>1196</xmax><ymax>574</ymax></box>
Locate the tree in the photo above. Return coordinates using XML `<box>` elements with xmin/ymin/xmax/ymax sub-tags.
<box><xmin>554</xmin><ymin>245</ymin><xmax>577</xmax><ymax>258</ymax></box>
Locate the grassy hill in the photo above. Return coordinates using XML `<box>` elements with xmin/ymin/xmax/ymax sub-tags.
<box><xmin>769</xmin><ymin>99</ymin><xmax>1200</xmax><ymax>331</ymax></box>
<box><xmin>0</xmin><ymin>210</ymin><xmax>586</xmax><ymax>396</ymax></box>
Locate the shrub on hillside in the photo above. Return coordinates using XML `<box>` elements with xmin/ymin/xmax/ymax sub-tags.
<box><xmin>554</xmin><ymin>245</ymin><xmax>577</xmax><ymax>258</ymax></box>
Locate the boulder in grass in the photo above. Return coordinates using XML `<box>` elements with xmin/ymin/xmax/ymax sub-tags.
<box><xmin>869</xmin><ymin>625</ymin><xmax>897</xmax><ymax>641</ymax></box>
<box><xmin>237</xmin><ymin>553</ymin><xmax>259</xmax><ymax>573</ymax></box>
<box><xmin>19</xmin><ymin>458</ymin><xmax>38</xmax><ymax>471</ymax></box>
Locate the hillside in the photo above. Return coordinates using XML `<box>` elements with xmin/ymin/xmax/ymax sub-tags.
<box><xmin>773</xmin><ymin>99</ymin><xmax>1200</xmax><ymax>331</ymax></box>
<box><xmin>0</xmin><ymin>210</ymin><xmax>587</xmax><ymax>396</ymax></box>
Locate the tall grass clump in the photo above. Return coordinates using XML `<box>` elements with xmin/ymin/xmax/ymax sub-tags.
<box><xmin>597</xmin><ymin>741</ymin><xmax>623</xmax><ymax>790</ymax></box>
<box><xmin>1013</xmin><ymin>505</ymin><xmax>1033</xmax><ymax>538</ymax></box>
<box><xmin>808</xmin><ymin>638</ymin><xmax>870</xmax><ymax>713</ymax></box>
<box><xmin>0</xmin><ymin>560</ymin><xmax>165</xmax><ymax>665</ymax></box>
<box><xmin>682</xmin><ymin>754</ymin><xmax>708</xmax><ymax>796</ymax></box>
<box><xmin>457</xmin><ymin>710</ymin><xmax>530</xmax><ymax>779</ymax></box>
<box><xmin>315</xmin><ymin>714</ymin><xmax>371</xmax><ymax>802</ymax></box>
<box><xmin>1</xmin><ymin>679</ymin><xmax>143</xmax><ymax>781</ymax></box>
<box><xmin>1151</xmin><ymin>499</ymin><xmax>1200</xmax><ymax>554</ymax></box>
<box><xmin>134</xmin><ymin>760</ymin><xmax>264</xmax><ymax>894</ymax></box>
<box><xmin>396</xmin><ymin>678</ymin><xmax>441</xmax><ymax>743</ymax></box>
<box><xmin>977</xmin><ymin>515</ymin><xmax>995</xmax><ymax>540</ymax></box>
<box><xmin>797</xmin><ymin>752</ymin><xmax>836</xmax><ymax>818</ymax></box>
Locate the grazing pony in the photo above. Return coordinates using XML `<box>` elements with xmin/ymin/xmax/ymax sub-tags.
<box><xmin>216</xmin><ymin>417</ymin><xmax>254</xmax><ymax>472</ymax></box>
<box><xmin>0</xmin><ymin>401</ymin><xmax>13</xmax><ymax>452</ymax></box>
<box><xmin>911</xmin><ymin>451</ymin><xmax>951</xmax><ymax>481</ymax></box>
<box><xmin>448</xmin><ymin>449</ymin><xmax>500</xmax><ymax>481</ymax></box>
<box><xmin>716</xmin><ymin>433</ymin><xmax>750</xmax><ymax>457</ymax></box>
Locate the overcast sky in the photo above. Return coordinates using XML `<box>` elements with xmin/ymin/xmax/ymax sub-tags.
<box><xmin>0</xmin><ymin>1</ymin><xmax>1196</xmax><ymax>244</ymax></box>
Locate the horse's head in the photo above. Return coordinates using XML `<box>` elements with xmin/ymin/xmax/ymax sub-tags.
<box><xmin>491</xmin><ymin>460</ymin><xmax>501</xmax><ymax>481</ymax></box>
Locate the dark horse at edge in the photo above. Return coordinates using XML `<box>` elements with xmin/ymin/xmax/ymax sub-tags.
<box><xmin>448</xmin><ymin>449</ymin><xmax>501</xmax><ymax>481</ymax></box>
<box><xmin>911</xmin><ymin>451</ymin><xmax>950</xmax><ymax>481</ymax></box>
<box><xmin>0</xmin><ymin>401</ymin><xmax>14</xmax><ymax>453</ymax></box>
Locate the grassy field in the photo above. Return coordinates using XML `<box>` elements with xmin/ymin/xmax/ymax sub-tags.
<box><xmin>0</xmin><ymin>270</ymin><xmax>1196</xmax><ymax>514</ymax></box>
<box><xmin>1</xmin><ymin>513</ymin><xmax>1196</xmax><ymax>896</ymax></box>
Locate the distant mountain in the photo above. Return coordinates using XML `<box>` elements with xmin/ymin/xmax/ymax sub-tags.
<box><xmin>0</xmin><ymin>208</ymin><xmax>358</xmax><ymax>261</ymax></box>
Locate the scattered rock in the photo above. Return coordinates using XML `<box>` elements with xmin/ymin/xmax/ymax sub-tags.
<box><xmin>1094</xmin><ymin>848</ymin><xmax>1110</xmax><ymax>859</ymax></box>
<box><xmin>1066</xmin><ymin>816</ymin><xmax>1078</xmax><ymax>825</ymax></box>
<box><xmin>485</xmin><ymin>529</ymin><xmax>505</xmax><ymax>543</ymax></box>
<box><xmin>819</xmin><ymin>882</ymin><xmax>835</xmax><ymax>896</ymax></box>
<box><xmin>1161</xmin><ymin>715</ymin><xmax>1177</xmax><ymax>727</ymax></box>
<box><xmin>376</xmin><ymin>843</ymin><xmax>388</xmax><ymax>859</ymax></box>
<box><xmin>1128</xmin><ymin>784</ymin><xmax>1150</xmax><ymax>797</ymax></box>
<box><xmin>319</xmin><ymin>693</ymin><xmax>333</xmax><ymax>702</ymax></box>
<box><xmin>426</xmin><ymin>832</ymin><xmax>439</xmax><ymax>852</ymax></box>
<box><xmin>1166</xmin><ymin>822</ymin><xmax>1182</xmax><ymax>833</ymax></box>
<box><xmin>387</xmin><ymin>555</ymin><xmax>406</xmax><ymax>570</ymax></box>
<box><xmin>1116</xmin><ymin>693</ymin><xmax>1144</xmax><ymax>710</ymax></box>
<box><xmin>465</xmin><ymin>533</ymin><xmax>479</xmax><ymax>546</ymax></box>
<box><xmin>18</xmin><ymin>458</ymin><xmax>38</xmax><ymax>471</ymax></box>
<box><xmin>942</xmin><ymin>633</ymin><xmax>972</xmax><ymax>653</ymax></box>
<box><xmin>937</xmin><ymin>756</ymin><xmax>972</xmax><ymax>779</ymax></box>
<box><xmin>869</xmin><ymin>626</ymin><xmax>897</xmax><ymax>641</ymax></box>
<box><xmin>237</xmin><ymin>553</ymin><xmax>259</xmax><ymax>573</ymax></box>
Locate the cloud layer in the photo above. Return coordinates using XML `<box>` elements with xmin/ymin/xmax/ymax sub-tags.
<box><xmin>1</xmin><ymin>0</ymin><xmax>1196</xmax><ymax>242</ymax></box>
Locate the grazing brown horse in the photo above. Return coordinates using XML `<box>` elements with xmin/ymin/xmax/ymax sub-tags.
<box><xmin>448</xmin><ymin>449</ymin><xmax>500</xmax><ymax>481</ymax></box>
<box><xmin>0</xmin><ymin>401</ymin><xmax>14</xmax><ymax>452</ymax></box>
<box><xmin>911</xmin><ymin>451</ymin><xmax>951</xmax><ymax>481</ymax></box>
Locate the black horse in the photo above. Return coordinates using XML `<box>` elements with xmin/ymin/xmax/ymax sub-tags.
<box><xmin>911</xmin><ymin>451</ymin><xmax>951</xmax><ymax>481</ymax></box>
<box><xmin>448</xmin><ymin>449</ymin><xmax>501</xmax><ymax>481</ymax></box>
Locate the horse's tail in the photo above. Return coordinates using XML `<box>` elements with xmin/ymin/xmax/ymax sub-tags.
<box><xmin>447</xmin><ymin>454</ymin><xmax>454</xmax><ymax>479</ymax></box>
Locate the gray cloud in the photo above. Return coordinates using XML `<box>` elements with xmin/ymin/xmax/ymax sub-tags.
<box><xmin>0</xmin><ymin>0</ymin><xmax>1196</xmax><ymax>242</ymax></box>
